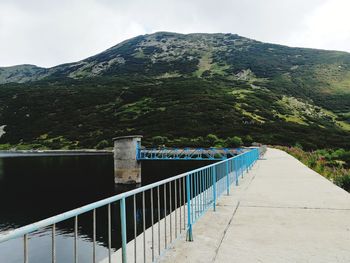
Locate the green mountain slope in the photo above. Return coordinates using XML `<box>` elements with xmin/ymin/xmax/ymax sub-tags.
<box><xmin>0</xmin><ymin>32</ymin><xmax>350</xmax><ymax>149</ymax></box>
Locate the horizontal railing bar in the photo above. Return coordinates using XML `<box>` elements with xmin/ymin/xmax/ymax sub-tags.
<box><xmin>139</xmin><ymin>158</ymin><xmax>226</xmax><ymax>161</ymax></box>
<box><xmin>0</xmin><ymin>148</ymin><xmax>259</xmax><ymax>243</ymax></box>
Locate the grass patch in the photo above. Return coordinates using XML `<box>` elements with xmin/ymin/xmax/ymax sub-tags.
<box><xmin>194</xmin><ymin>53</ymin><xmax>212</xmax><ymax>77</ymax></box>
<box><xmin>276</xmin><ymin>146</ymin><xmax>350</xmax><ymax>192</ymax></box>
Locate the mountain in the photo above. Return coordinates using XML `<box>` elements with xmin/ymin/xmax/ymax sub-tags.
<box><xmin>0</xmin><ymin>32</ymin><xmax>350</xmax><ymax>150</ymax></box>
<box><xmin>0</xmin><ymin>64</ymin><xmax>46</xmax><ymax>84</ymax></box>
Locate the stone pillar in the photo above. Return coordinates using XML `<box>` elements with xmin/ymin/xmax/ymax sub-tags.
<box><xmin>113</xmin><ymin>135</ymin><xmax>142</xmax><ymax>184</ymax></box>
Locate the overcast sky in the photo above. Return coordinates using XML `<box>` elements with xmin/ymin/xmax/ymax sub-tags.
<box><xmin>1</xmin><ymin>0</ymin><xmax>349</xmax><ymax>67</ymax></box>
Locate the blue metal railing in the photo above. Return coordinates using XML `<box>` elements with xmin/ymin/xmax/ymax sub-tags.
<box><xmin>0</xmin><ymin>147</ymin><xmax>264</xmax><ymax>263</ymax></box>
<box><xmin>138</xmin><ymin>147</ymin><xmax>245</xmax><ymax>160</ymax></box>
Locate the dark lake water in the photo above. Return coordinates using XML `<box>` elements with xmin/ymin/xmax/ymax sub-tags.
<box><xmin>0</xmin><ymin>155</ymin><xmax>212</xmax><ymax>262</ymax></box>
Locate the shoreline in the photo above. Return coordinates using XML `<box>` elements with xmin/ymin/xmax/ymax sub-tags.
<box><xmin>0</xmin><ymin>149</ymin><xmax>113</xmax><ymax>157</ymax></box>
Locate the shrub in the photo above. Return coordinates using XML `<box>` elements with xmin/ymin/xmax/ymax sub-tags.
<box><xmin>276</xmin><ymin>145</ymin><xmax>350</xmax><ymax>192</ymax></box>
<box><xmin>294</xmin><ymin>142</ymin><xmax>303</xmax><ymax>150</ymax></box>
<box><xmin>244</xmin><ymin>135</ymin><xmax>253</xmax><ymax>146</ymax></box>
<box><xmin>225</xmin><ymin>136</ymin><xmax>243</xmax><ymax>148</ymax></box>
<box><xmin>151</xmin><ymin>136</ymin><xmax>168</xmax><ymax>147</ymax></box>
<box><xmin>95</xmin><ymin>140</ymin><xmax>110</xmax><ymax>149</ymax></box>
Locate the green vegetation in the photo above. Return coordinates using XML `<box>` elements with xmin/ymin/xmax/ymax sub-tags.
<box><xmin>276</xmin><ymin>146</ymin><xmax>350</xmax><ymax>192</ymax></box>
<box><xmin>148</xmin><ymin>134</ymin><xmax>245</xmax><ymax>148</ymax></box>
<box><xmin>0</xmin><ymin>32</ymin><xmax>350</xmax><ymax>150</ymax></box>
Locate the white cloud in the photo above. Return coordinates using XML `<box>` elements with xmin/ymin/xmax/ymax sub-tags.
<box><xmin>0</xmin><ymin>0</ymin><xmax>149</xmax><ymax>67</ymax></box>
<box><xmin>287</xmin><ymin>0</ymin><xmax>350</xmax><ymax>52</ymax></box>
<box><xmin>1</xmin><ymin>0</ymin><xmax>348</xmax><ymax>68</ymax></box>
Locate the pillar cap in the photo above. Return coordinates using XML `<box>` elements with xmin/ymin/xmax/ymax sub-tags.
<box><xmin>113</xmin><ymin>135</ymin><xmax>143</xmax><ymax>141</ymax></box>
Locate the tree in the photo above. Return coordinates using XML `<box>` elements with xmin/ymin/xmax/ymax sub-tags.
<box><xmin>204</xmin><ymin>134</ymin><xmax>220</xmax><ymax>147</ymax></box>
<box><xmin>95</xmin><ymin>140</ymin><xmax>110</xmax><ymax>149</ymax></box>
<box><xmin>151</xmin><ymin>136</ymin><xmax>168</xmax><ymax>146</ymax></box>
<box><xmin>244</xmin><ymin>135</ymin><xmax>253</xmax><ymax>146</ymax></box>
<box><xmin>225</xmin><ymin>136</ymin><xmax>243</xmax><ymax>148</ymax></box>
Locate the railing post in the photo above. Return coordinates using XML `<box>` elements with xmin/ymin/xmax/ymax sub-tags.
<box><xmin>250</xmin><ymin>152</ymin><xmax>252</xmax><ymax>169</ymax></box>
<box><xmin>136</xmin><ymin>140</ymin><xmax>139</xmax><ymax>160</ymax></box>
<box><xmin>243</xmin><ymin>154</ymin><xmax>245</xmax><ymax>173</ymax></box>
<box><xmin>226</xmin><ymin>160</ymin><xmax>230</xmax><ymax>195</ymax></box>
<box><xmin>234</xmin><ymin>158</ymin><xmax>239</xmax><ymax>186</ymax></box>
<box><xmin>186</xmin><ymin>174</ymin><xmax>193</xmax><ymax>241</ymax></box>
<box><xmin>251</xmin><ymin>152</ymin><xmax>253</xmax><ymax>168</ymax></box>
<box><xmin>212</xmin><ymin>166</ymin><xmax>216</xmax><ymax>211</ymax></box>
<box><xmin>24</xmin><ymin>234</ymin><xmax>28</xmax><ymax>263</ymax></box>
<box><xmin>120</xmin><ymin>198</ymin><xmax>127</xmax><ymax>263</ymax></box>
<box><xmin>247</xmin><ymin>152</ymin><xmax>250</xmax><ymax>172</ymax></box>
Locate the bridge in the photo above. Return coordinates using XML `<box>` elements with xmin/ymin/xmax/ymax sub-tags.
<box><xmin>1</xmin><ymin>144</ymin><xmax>350</xmax><ymax>262</ymax></box>
<box><xmin>138</xmin><ymin>147</ymin><xmax>244</xmax><ymax>160</ymax></box>
<box><xmin>113</xmin><ymin>135</ymin><xmax>250</xmax><ymax>184</ymax></box>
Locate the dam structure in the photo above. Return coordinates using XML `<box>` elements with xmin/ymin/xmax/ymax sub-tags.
<box><xmin>1</xmin><ymin>146</ymin><xmax>350</xmax><ymax>262</ymax></box>
<box><xmin>113</xmin><ymin>135</ymin><xmax>247</xmax><ymax>184</ymax></box>
<box><xmin>160</xmin><ymin>148</ymin><xmax>350</xmax><ymax>262</ymax></box>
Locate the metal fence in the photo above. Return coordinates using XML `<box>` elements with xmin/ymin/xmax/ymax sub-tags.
<box><xmin>138</xmin><ymin>147</ymin><xmax>245</xmax><ymax>160</ymax></box>
<box><xmin>0</xmin><ymin>147</ymin><xmax>263</xmax><ymax>263</ymax></box>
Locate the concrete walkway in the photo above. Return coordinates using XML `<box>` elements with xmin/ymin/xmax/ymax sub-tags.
<box><xmin>160</xmin><ymin>148</ymin><xmax>350</xmax><ymax>263</ymax></box>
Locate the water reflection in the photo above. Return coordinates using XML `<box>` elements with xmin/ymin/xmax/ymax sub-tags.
<box><xmin>0</xmin><ymin>158</ymin><xmax>4</xmax><ymax>181</ymax></box>
<box><xmin>0</xmin><ymin>155</ymin><xmax>213</xmax><ymax>262</ymax></box>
